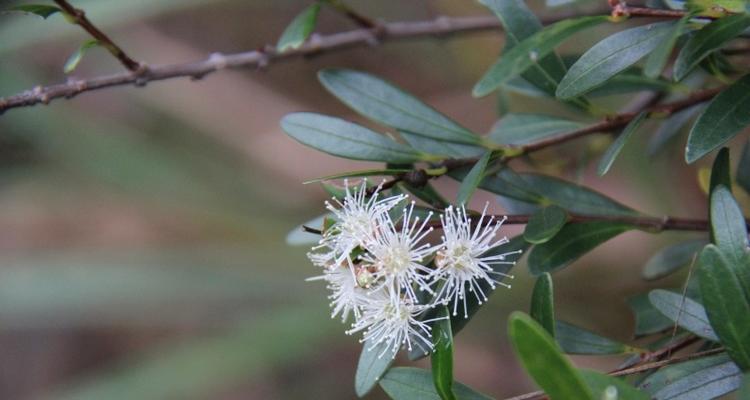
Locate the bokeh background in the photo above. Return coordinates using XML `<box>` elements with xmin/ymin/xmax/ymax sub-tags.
<box><xmin>0</xmin><ymin>0</ymin><xmax>738</xmax><ymax>398</ymax></box>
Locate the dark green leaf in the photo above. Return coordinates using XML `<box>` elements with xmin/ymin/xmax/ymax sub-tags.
<box><xmin>738</xmin><ymin>140</ymin><xmax>750</xmax><ymax>195</ymax></box>
<box><xmin>642</xmin><ymin>238</ymin><xmax>708</xmax><ymax>280</ymax></box>
<box><xmin>528</xmin><ymin>221</ymin><xmax>634</xmax><ymax>275</ymax></box>
<box><xmin>524</xmin><ymin>205</ymin><xmax>568</xmax><ymax>244</ymax></box>
<box><xmin>4</xmin><ymin>4</ymin><xmax>61</xmax><ymax>18</ymax></box>
<box><xmin>556</xmin><ymin>320</ymin><xmax>632</xmax><ymax>354</ymax></box>
<box><xmin>281</xmin><ymin>112</ymin><xmax>427</xmax><ymax>163</ymax></box>
<box><xmin>508</xmin><ymin>312</ymin><xmax>595</xmax><ymax>400</ymax></box>
<box><xmin>579</xmin><ymin>370</ymin><xmax>648</xmax><ymax>400</ymax></box>
<box><xmin>456</xmin><ymin>151</ymin><xmax>491</xmax><ymax>205</ymax></box>
<box><xmin>276</xmin><ymin>3</ymin><xmax>320</xmax><ymax>52</ymax></box>
<box><xmin>557</xmin><ymin>22</ymin><xmax>676</xmax><ymax>99</ymax></box>
<box><xmin>379</xmin><ymin>367</ymin><xmax>492</xmax><ymax>400</ymax></box>
<box><xmin>639</xmin><ymin>353</ymin><xmax>732</xmax><ymax>394</ymax></box>
<box><xmin>674</xmin><ymin>14</ymin><xmax>750</xmax><ymax>81</ymax></box>
<box><xmin>399</xmin><ymin>131</ymin><xmax>485</xmax><ymax>158</ymax></box>
<box><xmin>709</xmin><ymin>147</ymin><xmax>732</xmax><ymax>195</ymax></box>
<box><xmin>710</xmin><ymin>186</ymin><xmax>750</xmax><ymax>280</ymax></box>
<box><xmin>398</xmin><ymin>182</ymin><xmax>449</xmax><ymax>209</ymax></box>
<box><xmin>64</xmin><ymin>39</ymin><xmax>100</xmax><ymax>74</ymax></box>
<box><xmin>488</xmin><ymin>113</ymin><xmax>584</xmax><ymax>146</ymax></box>
<box><xmin>597</xmin><ymin>111</ymin><xmax>648</xmax><ymax>176</ymax></box>
<box><xmin>652</xmin><ymin>355</ymin><xmax>742</xmax><ymax>399</ymax></box>
<box><xmin>318</xmin><ymin>69</ymin><xmax>481</xmax><ymax>145</ymax></box>
<box><xmin>741</xmin><ymin>373</ymin><xmax>750</xmax><ymax>399</ymax></box>
<box><xmin>648</xmin><ymin>289</ymin><xmax>719</xmax><ymax>341</ymax></box>
<box><xmin>647</xmin><ymin>105</ymin><xmax>703</xmax><ymax>156</ymax></box>
<box><xmin>627</xmin><ymin>294</ymin><xmax>673</xmax><ymax>336</ymax></box>
<box><xmin>699</xmin><ymin>245</ymin><xmax>750</xmax><ymax>370</ymax></box>
<box><xmin>304</xmin><ymin>168</ymin><xmax>411</xmax><ymax>184</ymax></box>
<box><xmin>355</xmin><ymin>339</ymin><xmax>397</xmax><ymax>397</ymax></box>
<box><xmin>586</xmin><ymin>71</ymin><xmax>675</xmax><ymax>97</ymax></box>
<box><xmin>645</xmin><ymin>16</ymin><xmax>690</xmax><ymax>78</ymax></box>
<box><xmin>473</xmin><ymin>16</ymin><xmax>609</xmax><ymax>97</ymax></box>
<box><xmin>531</xmin><ymin>273</ymin><xmax>555</xmax><ymax>336</ymax></box>
<box><xmin>686</xmin><ymin>74</ymin><xmax>750</xmax><ymax>163</ymax></box>
<box><xmin>431</xmin><ymin>307</ymin><xmax>456</xmax><ymax>400</ymax></box>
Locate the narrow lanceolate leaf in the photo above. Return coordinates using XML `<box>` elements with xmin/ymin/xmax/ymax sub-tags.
<box><xmin>379</xmin><ymin>368</ymin><xmax>492</xmax><ymax>400</ymax></box>
<box><xmin>674</xmin><ymin>14</ymin><xmax>750</xmax><ymax>81</ymax></box>
<box><xmin>318</xmin><ymin>69</ymin><xmax>481</xmax><ymax>145</ymax></box>
<box><xmin>710</xmin><ymin>186</ymin><xmax>750</xmax><ymax>287</ymax></box>
<box><xmin>64</xmin><ymin>39</ymin><xmax>100</xmax><ymax>74</ymax></box>
<box><xmin>304</xmin><ymin>168</ymin><xmax>412</xmax><ymax>184</ymax></box>
<box><xmin>528</xmin><ymin>222</ymin><xmax>634</xmax><ymax>275</ymax></box>
<box><xmin>276</xmin><ymin>3</ymin><xmax>320</xmax><ymax>52</ymax></box>
<box><xmin>709</xmin><ymin>147</ymin><xmax>732</xmax><ymax>196</ymax></box>
<box><xmin>557</xmin><ymin>21</ymin><xmax>676</xmax><ymax>100</ymax></box>
<box><xmin>686</xmin><ymin>74</ymin><xmax>750</xmax><ymax>163</ymax></box>
<box><xmin>645</xmin><ymin>16</ymin><xmax>690</xmax><ymax>78</ymax></box>
<box><xmin>647</xmin><ymin>105</ymin><xmax>703</xmax><ymax>156</ymax></box>
<box><xmin>456</xmin><ymin>151</ymin><xmax>491</xmax><ymax>206</ymax></box>
<box><xmin>652</xmin><ymin>355</ymin><xmax>742</xmax><ymax>399</ymax></box>
<box><xmin>524</xmin><ymin>205</ymin><xmax>568</xmax><ymax>244</ymax></box>
<box><xmin>508</xmin><ymin>312</ymin><xmax>595</xmax><ymax>400</ymax></box>
<box><xmin>642</xmin><ymin>238</ymin><xmax>708</xmax><ymax>280</ymax></box>
<box><xmin>399</xmin><ymin>131</ymin><xmax>485</xmax><ymax>158</ymax></box>
<box><xmin>473</xmin><ymin>16</ymin><xmax>609</xmax><ymax>97</ymax></box>
<box><xmin>555</xmin><ymin>320</ymin><xmax>632</xmax><ymax>355</ymax></box>
<box><xmin>738</xmin><ymin>140</ymin><xmax>750</xmax><ymax>195</ymax></box>
<box><xmin>531</xmin><ymin>273</ymin><xmax>555</xmax><ymax>336</ymax></box>
<box><xmin>281</xmin><ymin>113</ymin><xmax>426</xmax><ymax>163</ymax></box>
<box><xmin>579</xmin><ymin>370</ymin><xmax>648</xmax><ymax>400</ymax></box>
<box><xmin>699</xmin><ymin>245</ymin><xmax>750</xmax><ymax>370</ymax></box>
<box><xmin>639</xmin><ymin>353</ymin><xmax>733</xmax><ymax>394</ymax></box>
<box><xmin>648</xmin><ymin>289</ymin><xmax>719</xmax><ymax>341</ymax></box>
<box><xmin>627</xmin><ymin>294</ymin><xmax>673</xmax><ymax>336</ymax></box>
<box><xmin>488</xmin><ymin>113</ymin><xmax>584</xmax><ymax>146</ymax></box>
<box><xmin>431</xmin><ymin>307</ymin><xmax>456</xmax><ymax>400</ymax></box>
<box><xmin>355</xmin><ymin>340</ymin><xmax>397</xmax><ymax>397</ymax></box>
<box><xmin>597</xmin><ymin>111</ymin><xmax>648</xmax><ymax>176</ymax></box>
<box><xmin>5</xmin><ymin>4</ymin><xmax>62</xmax><ymax>18</ymax></box>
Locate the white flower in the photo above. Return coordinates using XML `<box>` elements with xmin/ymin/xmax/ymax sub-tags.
<box><xmin>307</xmin><ymin>263</ymin><xmax>369</xmax><ymax>322</ymax></box>
<box><xmin>431</xmin><ymin>204</ymin><xmax>521</xmax><ymax>317</ymax></box>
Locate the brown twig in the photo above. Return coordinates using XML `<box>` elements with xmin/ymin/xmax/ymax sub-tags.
<box><xmin>52</xmin><ymin>0</ymin><xmax>141</xmax><ymax>72</ymax></box>
<box><xmin>612</xmin><ymin>4</ymin><xmax>688</xmax><ymax>19</ymax></box>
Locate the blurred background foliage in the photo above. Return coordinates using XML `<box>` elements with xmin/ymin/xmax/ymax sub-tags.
<box><xmin>0</xmin><ymin>0</ymin><xmax>746</xmax><ymax>398</ymax></box>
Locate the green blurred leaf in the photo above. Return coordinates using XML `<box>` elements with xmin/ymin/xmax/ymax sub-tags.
<box><xmin>674</xmin><ymin>14</ymin><xmax>750</xmax><ymax>81</ymax></box>
<box><xmin>281</xmin><ymin>112</ymin><xmax>427</xmax><ymax>163</ymax></box>
<box><xmin>652</xmin><ymin>354</ymin><xmax>742</xmax><ymax>399</ymax></box>
<box><xmin>5</xmin><ymin>4</ymin><xmax>62</xmax><ymax>18</ymax></box>
<box><xmin>456</xmin><ymin>151</ymin><xmax>491</xmax><ymax>205</ymax></box>
<box><xmin>473</xmin><ymin>16</ymin><xmax>608</xmax><ymax>97</ymax></box>
<box><xmin>304</xmin><ymin>168</ymin><xmax>411</xmax><ymax>184</ymax></box>
<box><xmin>686</xmin><ymin>74</ymin><xmax>750</xmax><ymax>163</ymax></box>
<box><xmin>508</xmin><ymin>312</ymin><xmax>595</xmax><ymax>400</ymax></box>
<box><xmin>642</xmin><ymin>238</ymin><xmax>708</xmax><ymax>280</ymax></box>
<box><xmin>597</xmin><ymin>111</ymin><xmax>648</xmax><ymax>176</ymax></box>
<box><xmin>627</xmin><ymin>294</ymin><xmax>673</xmax><ymax>336</ymax></box>
<box><xmin>699</xmin><ymin>244</ymin><xmax>750</xmax><ymax>370</ymax></box>
<box><xmin>318</xmin><ymin>69</ymin><xmax>481</xmax><ymax>145</ymax></box>
<box><xmin>355</xmin><ymin>339</ymin><xmax>397</xmax><ymax>397</ymax></box>
<box><xmin>488</xmin><ymin>113</ymin><xmax>585</xmax><ymax>146</ymax></box>
<box><xmin>557</xmin><ymin>22</ymin><xmax>676</xmax><ymax>100</ymax></box>
<box><xmin>710</xmin><ymin>147</ymin><xmax>732</xmax><ymax>195</ymax></box>
<box><xmin>647</xmin><ymin>105</ymin><xmax>703</xmax><ymax>156</ymax></box>
<box><xmin>741</xmin><ymin>373</ymin><xmax>750</xmax><ymax>399</ymax></box>
<box><xmin>379</xmin><ymin>367</ymin><xmax>492</xmax><ymax>400</ymax></box>
<box><xmin>63</xmin><ymin>39</ymin><xmax>100</xmax><ymax>74</ymax></box>
<box><xmin>738</xmin><ymin>140</ymin><xmax>750</xmax><ymax>195</ymax></box>
<box><xmin>579</xmin><ymin>369</ymin><xmax>648</xmax><ymax>400</ymax></box>
<box><xmin>710</xmin><ymin>186</ymin><xmax>750</xmax><ymax>282</ymax></box>
<box><xmin>531</xmin><ymin>273</ymin><xmax>555</xmax><ymax>336</ymax></box>
<box><xmin>648</xmin><ymin>289</ymin><xmax>719</xmax><ymax>341</ymax></box>
<box><xmin>639</xmin><ymin>353</ymin><xmax>732</xmax><ymax>394</ymax></box>
<box><xmin>524</xmin><ymin>205</ymin><xmax>568</xmax><ymax>244</ymax></box>
<box><xmin>430</xmin><ymin>307</ymin><xmax>456</xmax><ymax>400</ymax></box>
<box><xmin>528</xmin><ymin>221</ymin><xmax>634</xmax><ymax>275</ymax></box>
<box><xmin>645</xmin><ymin>16</ymin><xmax>690</xmax><ymax>78</ymax></box>
<box><xmin>556</xmin><ymin>320</ymin><xmax>633</xmax><ymax>354</ymax></box>
<box><xmin>276</xmin><ymin>3</ymin><xmax>320</xmax><ymax>52</ymax></box>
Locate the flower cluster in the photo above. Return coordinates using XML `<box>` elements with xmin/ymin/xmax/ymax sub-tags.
<box><xmin>307</xmin><ymin>180</ymin><xmax>520</xmax><ymax>357</ymax></box>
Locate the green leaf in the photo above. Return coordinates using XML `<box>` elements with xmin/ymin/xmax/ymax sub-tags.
<box><xmin>430</xmin><ymin>307</ymin><xmax>456</xmax><ymax>400</ymax></box>
<box><xmin>557</xmin><ymin>21</ymin><xmax>676</xmax><ymax>100</ymax></box>
<box><xmin>648</xmin><ymin>289</ymin><xmax>719</xmax><ymax>341</ymax></box>
<box><xmin>555</xmin><ymin>320</ymin><xmax>632</xmax><ymax>354</ymax></box>
<box><xmin>456</xmin><ymin>151</ymin><xmax>491</xmax><ymax>205</ymax></box>
<box><xmin>488</xmin><ymin>113</ymin><xmax>585</xmax><ymax>146</ymax></box>
<box><xmin>579</xmin><ymin>370</ymin><xmax>648</xmax><ymax>400</ymax></box>
<box><xmin>597</xmin><ymin>111</ymin><xmax>648</xmax><ymax>176</ymax></box>
<box><xmin>508</xmin><ymin>312</ymin><xmax>595</xmax><ymax>400</ymax></box>
<box><xmin>318</xmin><ymin>69</ymin><xmax>481</xmax><ymax>145</ymax></box>
<box><xmin>741</xmin><ymin>373</ymin><xmax>750</xmax><ymax>399</ymax></box>
<box><xmin>531</xmin><ymin>273</ymin><xmax>555</xmax><ymax>336</ymax></box>
<box><xmin>399</xmin><ymin>131</ymin><xmax>484</xmax><ymax>158</ymax></box>
<box><xmin>379</xmin><ymin>367</ymin><xmax>492</xmax><ymax>400</ymax></box>
<box><xmin>586</xmin><ymin>70</ymin><xmax>676</xmax><ymax>97</ymax></box>
<box><xmin>686</xmin><ymin>74</ymin><xmax>750</xmax><ymax>163</ymax></box>
<box><xmin>674</xmin><ymin>14</ymin><xmax>750</xmax><ymax>81</ymax></box>
<box><xmin>398</xmin><ymin>182</ymin><xmax>449</xmax><ymax>210</ymax></box>
<box><xmin>524</xmin><ymin>205</ymin><xmax>568</xmax><ymax>244</ymax></box>
<box><xmin>699</xmin><ymin>245</ymin><xmax>750</xmax><ymax>370</ymax></box>
<box><xmin>710</xmin><ymin>147</ymin><xmax>732</xmax><ymax>196</ymax></box>
<box><xmin>642</xmin><ymin>238</ymin><xmax>708</xmax><ymax>280</ymax></box>
<box><xmin>644</xmin><ymin>16</ymin><xmax>690</xmax><ymax>78</ymax></box>
<box><xmin>281</xmin><ymin>112</ymin><xmax>426</xmax><ymax>163</ymax></box>
<box><xmin>627</xmin><ymin>294</ymin><xmax>673</xmax><ymax>336</ymax></box>
<box><xmin>473</xmin><ymin>16</ymin><xmax>609</xmax><ymax>97</ymax></box>
<box><xmin>639</xmin><ymin>353</ymin><xmax>732</xmax><ymax>394</ymax></box>
<box><xmin>710</xmin><ymin>186</ymin><xmax>750</xmax><ymax>280</ymax></box>
<box><xmin>276</xmin><ymin>3</ymin><xmax>320</xmax><ymax>52</ymax></box>
<box><xmin>647</xmin><ymin>105</ymin><xmax>703</xmax><ymax>156</ymax></box>
<box><xmin>355</xmin><ymin>339</ymin><xmax>397</xmax><ymax>397</ymax></box>
<box><xmin>303</xmin><ymin>168</ymin><xmax>411</xmax><ymax>184</ymax></box>
<box><xmin>652</xmin><ymin>355</ymin><xmax>742</xmax><ymax>399</ymax></box>
<box><xmin>738</xmin><ymin>140</ymin><xmax>750</xmax><ymax>195</ymax></box>
<box><xmin>528</xmin><ymin>221</ymin><xmax>634</xmax><ymax>275</ymax></box>
<box><xmin>5</xmin><ymin>4</ymin><xmax>62</xmax><ymax>18</ymax></box>
<box><xmin>63</xmin><ymin>39</ymin><xmax>100</xmax><ymax>74</ymax></box>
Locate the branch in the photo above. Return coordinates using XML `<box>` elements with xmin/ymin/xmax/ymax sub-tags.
<box><xmin>52</xmin><ymin>0</ymin><xmax>141</xmax><ymax>72</ymax></box>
